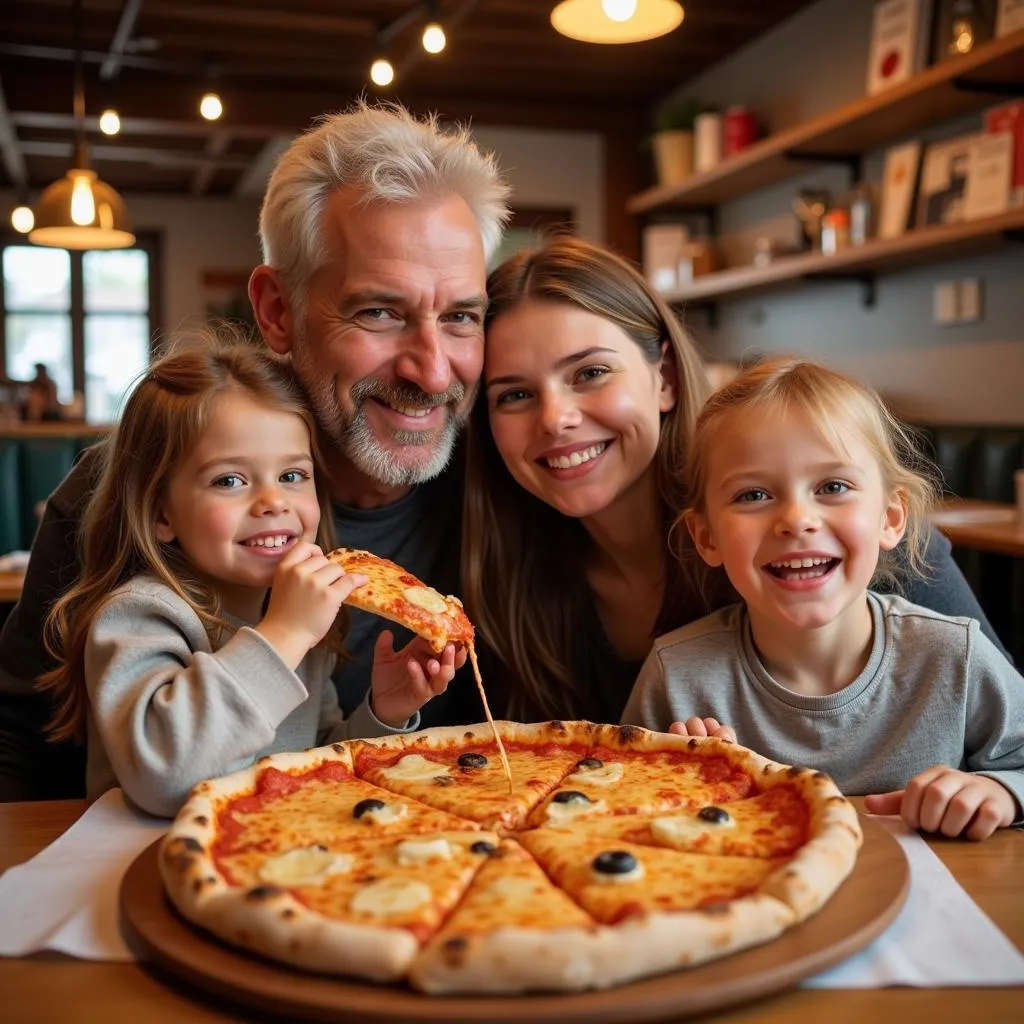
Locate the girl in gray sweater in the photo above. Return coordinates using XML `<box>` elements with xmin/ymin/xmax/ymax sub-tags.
<box><xmin>38</xmin><ymin>335</ymin><xmax>461</xmax><ymax>816</ymax></box>
<box><xmin>623</xmin><ymin>358</ymin><xmax>1023</xmax><ymax>841</ymax></box>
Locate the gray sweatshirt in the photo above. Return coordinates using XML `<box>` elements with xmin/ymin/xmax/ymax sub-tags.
<box><xmin>622</xmin><ymin>593</ymin><xmax>1024</xmax><ymax>814</ymax></box>
<box><xmin>84</xmin><ymin>576</ymin><xmax>418</xmax><ymax>816</ymax></box>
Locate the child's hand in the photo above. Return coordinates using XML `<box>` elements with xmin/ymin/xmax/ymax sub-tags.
<box><xmin>370</xmin><ymin>630</ymin><xmax>465</xmax><ymax>728</ymax></box>
<box><xmin>865</xmin><ymin>766</ymin><xmax>1016</xmax><ymax>841</ymax></box>
<box><xmin>257</xmin><ymin>542</ymin><xmax>367</xmax><ymax>669</ymax></box>
<box><xmin>668</xmin><ymin>717</ymin><xmax>737</xmax><ymax>743</ymax></box>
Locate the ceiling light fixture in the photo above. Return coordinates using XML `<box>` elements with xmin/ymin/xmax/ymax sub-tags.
<box><xmin>200</xmin><ymin>92</ymin><xmax>223</xmax><ymax>121</ymax></box>
<box><xmin>551</xmin><ymin>0</ymin><xmax>684</xmax><ymax>44</ymax></box>
<box><xmin>29</xmin><ymin>0</ymin><xmax>134</xmax><ymax>250</ymax></box>
<box><xmin>370</xmin><ymin>57</ymin><xmax>395</xmax><ymax>86</ymax></box>
<box><xmin>11</xmin><ymin>203</ymin><xmax>35</xmax><ymax>234</ymax></box>
<box><xmin>99</xmin><ymin>108</ymin><xmax>121</xmax><ymax>135</ymax></box>
<box><xmin>422</xmin><ymin>22</ymin><xmax>447</xmax><ymax>53</ymax></box>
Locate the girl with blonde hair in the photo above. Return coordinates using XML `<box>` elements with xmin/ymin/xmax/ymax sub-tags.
<box><xmin>40</xmin><ymin>331</ymin><xmax>461</xmax><ymax>816</ymax></box>
<box><xmin>623</xmin><ymin>357</ymin><xmax>1024</xmax><ymax>841</ymax></box>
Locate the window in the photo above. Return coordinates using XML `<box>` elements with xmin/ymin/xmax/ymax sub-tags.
<box><xmin>0</xmin><ymin>233</ymin><xmax>160</xmax><ymax>423</ymax></box>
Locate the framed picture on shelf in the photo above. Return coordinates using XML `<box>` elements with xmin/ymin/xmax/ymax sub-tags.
<box><xmin>866</xmin><ymin>0</ymin><xmax>933</xmax><ymax>95</ymax></box>
<box><xmin>962</xmin><ymin>131</ymin><xmax>1014</xmax><ymax>219</ymax></box>
<box><xmin>915</xmin><ymin>133</ymin><xmax>983</xmax><ymax>227</ymax></box>
<box><xmin>878</xmin><ymin>140</ymin><xmax>923</xmax><ymax>238</ymax></box>
<box><xmin>996</xmin><ymin>0</ymin><xmax>1024</xmax><ymax>36</ymax></box>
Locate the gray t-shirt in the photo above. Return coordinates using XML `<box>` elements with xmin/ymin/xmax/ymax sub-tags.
<box><xmin>85</xmin><ymin>575</ymin><xmax>418</xmax><ymax>817</ymax></box>
<box><xmin>622</xmin><ymin>592</ymin><xmax>1024</xmax><ymax>813</ymax></box>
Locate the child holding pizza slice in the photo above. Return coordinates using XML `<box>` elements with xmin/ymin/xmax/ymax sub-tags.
<box><xmin>39</xmin><ymin>332</ymin><xmax>462</xmax><ymax>816</ymax></box>
<box><xmin>622</xmin><ymin>357</ymin><xmax>1024</xmax><ymax>841</ymax></box>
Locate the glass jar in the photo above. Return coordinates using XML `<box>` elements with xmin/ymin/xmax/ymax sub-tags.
<box><xmin>820</xmin><ymin>209</ymin><xmax>850</xmax><ymax>256</ymax></box>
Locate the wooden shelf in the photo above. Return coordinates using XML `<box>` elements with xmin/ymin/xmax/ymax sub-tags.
<box><xmin>660</xmin><ymin>208</ymin><xmax>1024</xmax><ymax>305</ymax></box>
<box><xmin>627</xmin><ymin>29</ymin><xmax>1024</xmax><ymax>214</ymax></box>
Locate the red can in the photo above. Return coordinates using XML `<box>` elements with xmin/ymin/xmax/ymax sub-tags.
<box><xmin>724</xmin><ymin>106</ymin><xmax>758</xmax><ymax>157</ymax></box>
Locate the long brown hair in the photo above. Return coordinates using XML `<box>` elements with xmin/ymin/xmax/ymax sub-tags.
<box><xmin>39</xmin><ymin>326</ymin><xmax>339</xmax><ymax>743</ymax></box>
<box><xmin>462</xmin><ymin>236</ymin><xmax>712</xmax><ymax>721</ymax></box>
<box><xmin>682</xmin><ymin>357</ymin><xmax>938</xmax><ymax>597</ymax></box>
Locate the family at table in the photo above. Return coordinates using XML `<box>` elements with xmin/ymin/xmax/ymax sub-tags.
<box><xmin>0</xmin><ymin>102</ymin><xmax>1021</xmax><ymax>845</ymax></box>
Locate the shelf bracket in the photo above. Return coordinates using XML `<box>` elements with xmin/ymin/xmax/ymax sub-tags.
<box><xmin>783</xmin><ymin>150</ymin><xmax>863</xmax><ymax>183</ymax></box>
<box><xmin>951</xmin><ymin>76</ymin><xmax>1024</xmax><ymax>97</ymax></box>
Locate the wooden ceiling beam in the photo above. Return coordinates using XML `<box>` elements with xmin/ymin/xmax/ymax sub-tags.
<box><xmin>0</xmin><ymin>79</ymin><xmax>29</xmax><ymax>189</ymax></box>
<box><xmin>190</xmin><ymin>132</ymin><xmax>231</xmax><ymax>196</ymax></box>
<box><xmin>20</xmin><ymin>138</ymin><xmax>251</xmax><ymax>171</ymax></box>
<box><xmin>13</xmin><ymin>111</ymin><xmax>283</xmax><ymax>140</ymax></box>
<box><xmin>100</xmin><ymin>0</ymin><xmax>145</xmax><ymax>80</ymax></box>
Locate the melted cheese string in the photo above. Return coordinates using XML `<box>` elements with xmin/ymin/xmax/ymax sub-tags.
<box><xmin>468</xmin><ymin>641</ymin><xmax>513</xmax><ymax>794</ymax></box>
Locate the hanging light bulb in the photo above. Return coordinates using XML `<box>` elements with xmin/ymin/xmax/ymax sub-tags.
<box><xmin>422</xmin><ymin>23</ymin><xmax>447</xmax><ymax>53</ymax></box>
<box><xmin>99</xmin><ymin>109</ymin><xmax>121</xmax><ymax>135</ymax></box>
<box><xmin>29</xmin><ymin>0</ymin><xmax>134</xmax><ymax>249</ymax></box>
<box><xmin>11</xmin><ymin>205</ymin><xmax>35</xmax><ymax>233</ymax></box>
<box><xmin>551</xmin><ymin>0</ymin><xmax>683</xmax><ymax>43</ymax></box>
<box><xmin>602</xmin><ymin>0</ymin><xmax>638</xmax><ymax>20</ymax></box>
<box><xmin>370</xmin><ymin>58</ymin><xmax>395</xmax><ymax>86</ymax></box>
<box><xmin>200</xmin><ymin>92</ymin><xmax>223</xmax><ymax>121</ymax></box>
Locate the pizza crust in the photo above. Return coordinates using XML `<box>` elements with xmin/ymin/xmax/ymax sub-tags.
<box><xmin>161</xmin><ymin>721</ymin><xmax>863</xmax><ymax>993</ymax></box>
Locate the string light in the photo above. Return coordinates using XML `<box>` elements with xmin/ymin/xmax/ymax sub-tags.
<box><xmin>99</xmin><ymin>109</ymin><xmax>121</xmax><ymax>135</ymax></box>
<box><xmin>422</xmin><ymin>23</ymin><xmax>446</xmax><ymax>53</ymax></box>
<box><xmin>370</xmin><ymin>58</ymin><xmax>395</xmax><ymax>86</ymax></box>
<box><xmin>11</xmin><ymin>205</ymin><xmax>34</xmax><ymax>233</ymax></box>
<box><xmin>200</xmin><ymin>92</ymin><xmax>223</xmax><ymax>121</ymax></box>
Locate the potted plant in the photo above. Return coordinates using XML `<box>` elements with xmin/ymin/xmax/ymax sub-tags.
<box><xmin>649</xmin><ymin>99</ymin><xmax>703</xmax><ymax>187</ymax></box>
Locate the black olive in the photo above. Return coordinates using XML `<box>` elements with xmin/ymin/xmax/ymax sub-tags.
<box><xmin>352</xmin><ymin>798</ymin><xmax>386</xmax><ymax>819</ymax></box>
<box><xmin>575</xmin><ymin>758</ymin><xmax>603</xmax><ymax>770</ymax></box>
<box><xmin>458</xmin><ymin>752</ymin><xmax>489</xmax><ymax>769</ymax></box>
<box><xmin>551</xmin><ymin>790</ymin><xmax>591</xmax><ymax>804</ymax></box>
<box><xmin>697</xmin><ymin>806</ymin><xmax>731</xmax><ymax>825</ymax></box>
<box><xmin>470</xmin><ymin>840</ymin><xmax>497</xmax><ymax>855</ymax></box>
<box><xmin>592</xmin><ymin>850</ymin><xmax>638</xmax><ymax>875</ymax></box>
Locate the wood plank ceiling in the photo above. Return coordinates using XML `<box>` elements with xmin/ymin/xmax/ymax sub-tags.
<box><xmin>0</xmin><ymin>0</ymin><xmax>817</xmax><ymax>199</ymax></box>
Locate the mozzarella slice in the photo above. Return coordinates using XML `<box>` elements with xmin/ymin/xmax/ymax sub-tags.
<box><xmin>402</xmin><ymin>586</ymin><xmax>448</xmax><ymax>614</ymax></box>
<box><xmin>350</xmin><ymin>878</ymin><xmax>432</xmax><ymax>916</ymax></box>
<box><xmin>380</xmin><ymin>754</ymin><xmax>451</xmax><ymax>782</ymax></box>
<box><xmin>563</xmin><ymin>762</ymin><xmax>625</xmax><ymax>786</ymax></box>
<box><xmin>362</xmin><ymin>802</ymin><xmax>408</xmax><ymax>825</ymax></box>
<box><xmin>257</xmin><ymin>847</ymin><xmax>353</xmax><ymax>887</ymax></box>
<box><xmin>544</xmin><ymin>798</ymin><xmax>608</xmax><ymax>825</ymax></box>
<box><xmin>395</xmin><ymin>838</ymin><xmax>453</xmax><ymax>865</ymax></box>
<box><xmin>651</xmin><ymin>813</ymin><xmax>736</xmax><ymax>847</ymax></box>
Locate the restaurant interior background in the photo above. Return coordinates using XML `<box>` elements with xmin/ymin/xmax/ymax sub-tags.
<box><xmin>0</xmin><ymin>0</ymin><xmax>1021</xmax><ymax>660</ymax></box>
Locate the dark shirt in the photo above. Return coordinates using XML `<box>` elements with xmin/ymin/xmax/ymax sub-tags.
<box><xmin>0</xmin><ymin>445</ymin><xmax>1012</xmax><ymax>801</ymax></box>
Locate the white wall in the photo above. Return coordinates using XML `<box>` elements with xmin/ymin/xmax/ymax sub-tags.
<box><xmin>661</xmin><ymin>0</ymin><xmax>1024</xmax><ymax>424</ymax></box>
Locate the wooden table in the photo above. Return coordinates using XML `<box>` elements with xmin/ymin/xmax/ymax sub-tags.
<box><xmin>933</xmin><ymin>499</ymin><xmax>1024</xmax><ymax>558</ymax></box>
<box><xmin>0</xmin><ymin>569</ymin><xmax>25</xmax><ymax>603</ymax></box>
<box><xmin>0</xmin><ymin>800</ymin><xmax>1021</xmax><ymax>1024</ymax></box>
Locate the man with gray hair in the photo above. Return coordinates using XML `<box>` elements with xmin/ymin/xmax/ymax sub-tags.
<box><xmin>0</xmin><ymin>101</ymin><xmax>510</xmax><ymax>801</ymax></box>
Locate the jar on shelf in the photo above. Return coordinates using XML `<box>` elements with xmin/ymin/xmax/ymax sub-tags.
<box><xmin>820</xmin><ymin>209</ymin><xmax>850</xmax><ymax>256</ymax></box>
<box><xmin>850</xmin><ymin>183</ymin><xmax>875</xmax><ymax>246</ymax></box>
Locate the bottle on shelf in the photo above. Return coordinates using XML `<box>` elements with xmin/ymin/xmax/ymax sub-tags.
<box><xmin>820</xmin><ymin>209</ymin><xmax>851</xmax><ymax>256</ymax></box>
<box><xmin>850</xmin><ymin>183</ymin><xmax>876</xmax><ymax>246</ymax></box>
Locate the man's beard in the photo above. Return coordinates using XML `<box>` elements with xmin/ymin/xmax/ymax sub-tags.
<box><xmin>292</xmin><ymin>344</ymin><xmax>473</xmax><ymax>489</ymax></box>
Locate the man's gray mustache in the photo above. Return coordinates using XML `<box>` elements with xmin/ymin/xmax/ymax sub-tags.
<box><xmin>350</xmin><ymin>379</ymin><xmax>466</xmax><ymax>409</ymax></box>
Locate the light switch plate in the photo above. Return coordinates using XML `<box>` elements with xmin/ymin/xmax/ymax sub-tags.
<box><xmin>958</xmin><ymin>278</ymin><xmax>983</xmax><ymax>322</ymax></box>
<box><xmin>933</xmin><ymin>281</ymin><xmax>958</xmax><ymax>325</ymax></box>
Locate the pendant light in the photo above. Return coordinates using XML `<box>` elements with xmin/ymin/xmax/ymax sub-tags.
<box><xmin>29</xmin><ymin>0</ymin><xmax>134</xmax><ymax>250</ymax></box>
<box><xmin>551</xmin><ymin>0</ymin><xmax>684</xmax><ymax>44</ymax></box>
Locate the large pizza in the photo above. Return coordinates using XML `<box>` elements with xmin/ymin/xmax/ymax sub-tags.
<box><xmin>159</xmin><ymin>720</ymin><xmax>862</xmax><ymax>994</ymax></box>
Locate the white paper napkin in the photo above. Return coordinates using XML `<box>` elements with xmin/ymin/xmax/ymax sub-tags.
<box><xmin>805</xmin><ymin>816</ymin><xmax>1024</xmax><ymax>987</ymax></box>
<box><xmin>0</xmin><ymin>789</ymin><xmax>165</xmax><ymax>960</ymax></box>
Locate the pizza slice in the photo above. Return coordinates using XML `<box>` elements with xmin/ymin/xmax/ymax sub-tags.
<box><xmin>525</xmin><ymin>726</ymin><xmax>757</xmax><ymax>828</ymax></box>
<box><xmin>207</xmin><ymin>757</ymin><xmax>482</xmax><ymax>855</ymax></box>
<box><xmin>410</xmin><ymin>840</ymin><xmax>604</xmax><ymax>993</ymax></box>
<box><xmin>516</xmin><ymin>826</ymin><xmax>787</xmax><ymax>924</ymax></box>
<box><xmin>326</xmin><ymin>546</ymin><xmax>512</xmax><ymax>791</ymax></box>
<box><xmin>351</xmin><ymin>721</ymin><xmax>593</xmax><ymax>832</ymax></box>
<box><xmin>545</xmin><ymin>785</ymin><xmax>811</xmax><ymax>858</ymax></box>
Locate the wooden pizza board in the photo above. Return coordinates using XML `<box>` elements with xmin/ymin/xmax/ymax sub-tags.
<box><xmin>119</xmin><ymin>815</ymin><xmax>908</xmax><ymax>1023</ymax></box>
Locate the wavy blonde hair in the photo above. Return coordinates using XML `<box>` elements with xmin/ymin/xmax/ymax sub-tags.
<box><xmin>462</xmin><ymin>236</ymin><xmax>713</xmax><ymax>721</ymax></box>
<box><xmin>39</xmin><ymin>326</ymin><xmax>340</xmax><ymax>743</ymax></box>
<box><xmin>682</xmin><ymin>357</ymin><xmax>938</xmax><ymax>597</ymax></box>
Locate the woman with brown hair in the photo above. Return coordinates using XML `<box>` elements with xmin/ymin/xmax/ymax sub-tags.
<box><xmin>462</xmin><ymin>236</ymin><xmax>1009</xmax><ymax>725</ymax></box>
